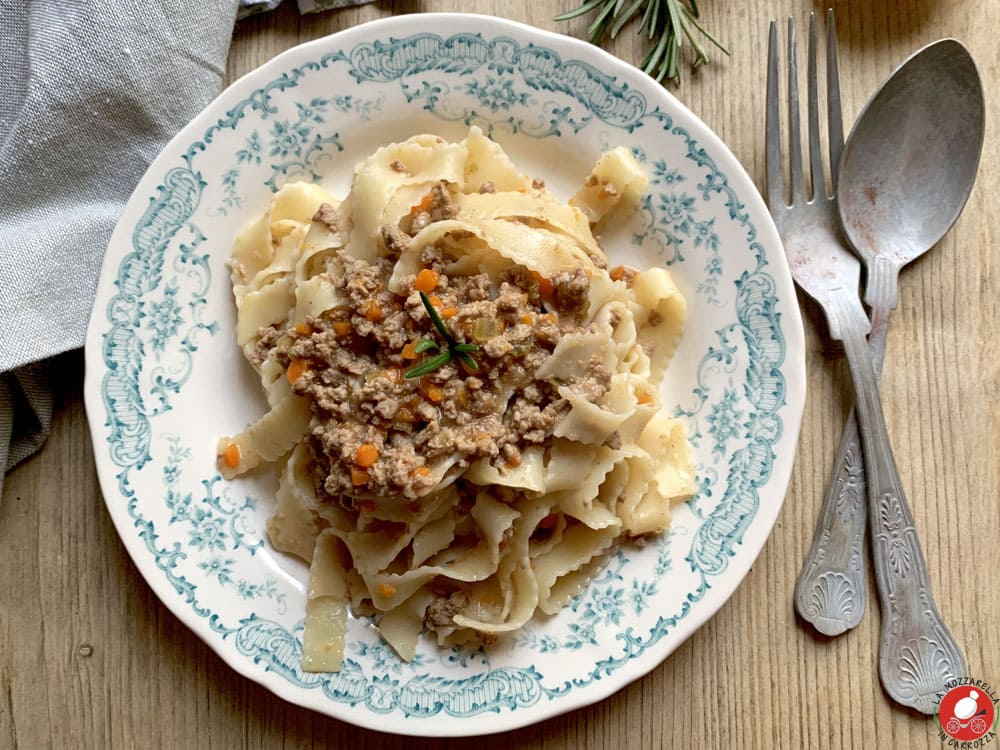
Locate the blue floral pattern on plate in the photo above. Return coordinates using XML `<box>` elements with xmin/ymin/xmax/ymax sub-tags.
<box><xmin>83</xmin><ymin>15</ymin><xmax>804</xmax><ymax>737</ymax></box>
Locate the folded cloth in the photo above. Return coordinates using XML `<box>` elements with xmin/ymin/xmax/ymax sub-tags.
<box><xmin>239</xmin><ymin>0</ymin><xmax>369</xmax><ymax>17</ymax></box>
<box><xmin>0</xmin><ymin>0</ymin><xmax>373</xmax><ymax>501</ymax></box>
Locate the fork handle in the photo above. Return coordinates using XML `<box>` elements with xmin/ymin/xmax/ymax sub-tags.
<box><xmin>836</xmin><ymin>302</ymin><xmax>966</xmax><ymax>713</ymax></box>
<box><xmin>794</xmin><ymin>408</ymin><xmax>869</xmax><ymax>635</ymax></box>
<box><xmin>794</xmin><ymin>303</ymin><xmax>892</xmax><ymax>635</ymax></box>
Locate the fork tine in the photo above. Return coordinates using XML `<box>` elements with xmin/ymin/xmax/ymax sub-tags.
<box><xmin>765</xmin><ymin>20</ymin><xmax>784</xmax><ymax>208</ymax></box>
<box><xmin>786</xmin><ymin>18</ymin><xmax>805</xmax><ymax>202</ymax></box>
<box><xmin>807</xmin><ymin>13</ymin><xmax>825</xmax><ymax>199</ymax></box>
<box><xmin>826</xmin><ymin>8</ymin><xmax>845</xmax><ymax>188</ymax></box>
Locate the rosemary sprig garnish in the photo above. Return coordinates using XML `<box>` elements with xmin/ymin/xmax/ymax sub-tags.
<box><xmin>404</xmin><ymin>292</ymin><xmax>480</xmax><ymax>378</ymax></box>
<box><xmin>554</xmin><ymin>0</ymin><xmax>728</xmax><ymax>85</ymax></box>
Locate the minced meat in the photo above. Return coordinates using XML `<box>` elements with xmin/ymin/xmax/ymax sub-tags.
<box><xmin>267</xmin><ymin>190</ymin><xmax>615</xmax><ymax>503</ymax></box>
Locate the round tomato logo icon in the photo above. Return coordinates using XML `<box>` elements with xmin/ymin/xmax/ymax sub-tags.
<box><xmin>938</xmin><ymin>685</ymin><xmax>995</xmax><ymax>741</ymax></box>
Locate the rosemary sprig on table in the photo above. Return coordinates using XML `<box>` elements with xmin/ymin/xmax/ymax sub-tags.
<box><xmin>555</xmin><ymin>0</ymin><xmax>728</xmax><ymax>85</ymax></box>
<box><xmin>404</xmin><ymin>292</ymin><xmax>480</xmax><ymax>379</ymax></box>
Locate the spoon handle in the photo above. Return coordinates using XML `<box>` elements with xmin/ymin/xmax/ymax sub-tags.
<box><xmin>794</xmin><ymin>299</ymin><xmax>892</xmax><ymax>635</ymax></box>
<box><xmin>834</xmin><ymin>299</ymin><xmax>966</xmax><ymax>714</ymax></box>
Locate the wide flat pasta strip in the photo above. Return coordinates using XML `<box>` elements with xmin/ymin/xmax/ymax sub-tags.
<box><xmin>456</xmin><ymin>191</ymin><xmax>601</xmax><ymax>257</ymax></box>
<box><xmin>535</xmin><ymin>525</ymin><xmax>621</xmax><ymax>615</ymax></box>
<box><xmin>452</xmin><ymin>562</ymin><xmax>538</xmax><ymax>634</ymax></box>
<box><xmin>569</xmin><ymin>147</ymin><xmax>648</xmax><ymax>227</ymax></box>
<box><xmin>231</xmin><ymin>212</ymin><xmax>272</xmax><ymax>290</ymax></box>
<box><xmin>411</xmin><ymin>514</ymin><xmax>457</xmax><ymax>568</ymax></box>
<box><xmin>554</xmin><ymin>386</ymin><xmax>633</xmax><ymax>444</ymax></box>
<box><xmin>462</xmin><ymin>126</ymin><xmax>531</xmax><ymax>192</ymax></box>
<box><xmin>270</xmin><ymin>182</ymin><xmax>337</xmax><ymax>224</ymax></box>
<box><xmin>237</xmin><ymin>278</ymin><xmax>294</xmax><ymax>350</ymax></box>
<box><xmin>631</xmin><ymin>268</ymin><xmax>686</xmax><ymax>380</ymax></box>
<box><xmin>542</xmin><ymin>550</ymin><xmax>616</xmax><ymax>615</ymax></box>
<box><xmin>343</xmin><ymin>493</ymin><xmax>520</xmax><ymax>612</ymax></box>
<box><xmin>465</xmin><ymin>445</ymin><xmax>545</xmax><ymax>492</ymax></box>
<box><xmin>301</xmin><ymin>530</ymin><xmax>350</xmax><ymax>672</ymax></box>
<box><xmin>216</xmin><ymin>394</ymin><xmax>311</xmax><ymax>479</ymax></box>
<box><xmin>266</xmin><ymin>452</ymin><xmax>321</xmax><ymax>563</ymax></box>
<box><xmin>345</xmin><ymin>135</ymin><xmax>466</xmax><ymax>261</ymax></box>
<box><xmin>378</xmin><ymin>588</ymin><xmax>435</xmax><ymax>662</ymax></box>
<box><xmin>293</xmin><ymin>274</ymin><xmax>349</xmax><ymax>324</ymax></box>
<box><xmin>534</xmin><ymin>330</ymin><xmax>617</xmax><ymax>382</ymax></box>
<box><xmin>640</xmin><ymin>415</ymin><xmax>698</xmax><ymax>503</ymax></box>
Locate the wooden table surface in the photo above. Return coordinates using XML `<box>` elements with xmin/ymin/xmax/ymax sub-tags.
<box><xmin>2</xmin><ymin>0</ymin><xmax>997</xmax><ymax>747</ymax></box>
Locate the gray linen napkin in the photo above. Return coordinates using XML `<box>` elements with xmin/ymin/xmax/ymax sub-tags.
<box><xmin>0</xmin><ymin>0</ymin><xmax>372</xmax><ymax>499</ymax></box>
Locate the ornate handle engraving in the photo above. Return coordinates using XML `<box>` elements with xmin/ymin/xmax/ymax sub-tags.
<box><xmin>795</xmin><ymin>295</ymin><xmax>897</xmax><ymax>636</ymax></box>
<box><xmin>794</xmin><ymin>413</ymin><xmax>867</xmax><ymax>635</ymax></box>
<box><xmin>836</xmin><ymin>300</ymin><xmax>966</xmax><ymax>714</ymax></box>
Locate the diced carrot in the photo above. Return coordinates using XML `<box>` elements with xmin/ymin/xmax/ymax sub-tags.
<box><xmin>520</xmin><ymin>313</ymin><xmax>533</xmax><ymax>325</ymax></box>
<box><xmin>294</xmin><ymin>322</ymin><xmax>312</xmax><ymax>336</ymax></box>
<box><xmin>420</xmin><ymin>380</ymin><xmax>443</xmax><ymax>402</ymax></box>
<box><xmin>332</xmin><ymin>321</ymin><xmax>351</xmax><ymax>336</ymax></box>
<box><xmin>286</xmin><ymin>358</ymin><xmax>306</xmax><ymax>383</ymax></box>
<box><xmin>414</xmin><ymin>268</ymin><xmax>440</xmax><ymax>293</ymax></box>
<box><xmin>402</xmin><ymin>341</ymin><xmax>419</xmax><ymax>360</ymax></box>
<box><xmin>394</xmin><ymin>407</ymin><xmax>417</xmax><ymax>424</ymax></box>
<box><xmin>411</xmin><ymin>466</ymin><xmax>432</xmax><ymax>479</ymax></box>
<box><xmin>351</xmin><ymin>468</ymin><xmax>369</xmax><ymax>486</ymax></box>
<box><xmin>223</xmin><ymin>442</ymin><xmax>241</xmax><ymax>469</ymax></box>
<box><xmin>429</xmin><ymin>294</ymin><xmax>443</xmax><ymax>307</ymax></box>
<box><xmin>364</xmin><ymin>300</ymin><xmax>383</xmax><ymax>322</ymax></box>
<box><xmin>355</xmin><ymin>443</ymin><xmax>379</xmax><ymax>468</ymax></box>
<box><xmin>637</xmin><ymin>391</ymin><xmax>655</xmax><ymax>405</ymax></box>
<box><xmin>610</xmin><ymin>266</ymin><xmax>627</xmax><ymax>281</ymax></box>
<box><xmin>530</xmin><ymin>271</ymin><xmax>553</xmax><ymax>298</ymax></box>
<box><xmin>377</xmin><ymin>582</ymin><xmax>397</xmax><ymax>598</ymax></box>
<box><xmin>441</xmin><ymin>306</ymin><xmax>458</xmax><ymax>319</ymax></box>
<box><xmin>538</xmin><ymin>513</ymin><xmax>559</xmax><ymax>529</ymax></box>
<box><xmin>410</xmin><ymin>192</ymin><xmax>434</xmax><ymax>215</ymax></box>
<box><xmin>455</xmin><ymin>387</ymin><xmax>468</xmax><ymax>408</ymax></box>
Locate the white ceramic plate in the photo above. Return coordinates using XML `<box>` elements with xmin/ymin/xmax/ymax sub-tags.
<box><xmin>84</xmin><ymin>13</ymin><xmax>804</xmax><ymax>737</ymax></box>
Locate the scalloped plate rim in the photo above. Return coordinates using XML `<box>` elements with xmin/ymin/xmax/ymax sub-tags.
<box><xmin>83</xmin><ymin>12</ymin><xmax>805</xmax><ymax>737</ymax></box>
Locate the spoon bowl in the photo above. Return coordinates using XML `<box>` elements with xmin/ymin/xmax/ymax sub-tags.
<box><xmin>838</xmin><ymin>39</ymin><xmax>985</xmax><ymax>271</ymax></box>
<box><xmin>832</xmin><ymin>37</ymin><xmax>984</xmax><ymax>713</ymax></box>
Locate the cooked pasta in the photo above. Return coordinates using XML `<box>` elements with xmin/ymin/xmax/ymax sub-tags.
<box><xmin>217</xmin><ymin>127</ymin><xmax>696</xmax><ymax>671</ymax></box>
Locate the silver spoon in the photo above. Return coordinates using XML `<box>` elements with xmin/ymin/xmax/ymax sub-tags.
<box><xmin>795</xmin><ymin>40</ymin><xmax>985</xmax><ymax>636</ymax></box>
<box><xmin>833</xmin><ymin>39</ymin><xmax>983</xmax><ymax>713</ymax></box>
<box><xmin>794</xmin><ymin>40</ymin><xmax>986</xmax><ymax>640</ymax></box>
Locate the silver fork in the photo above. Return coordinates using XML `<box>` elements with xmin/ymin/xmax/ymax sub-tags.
<box><xmin>767</xmin><ymin>10</ymin><xmax>868</xmax><ymax>640</ymax></box>
<box><xmin>766</xmin><ymin>12</ymin><xmax>966</xmax><ymax>713</ymax></box>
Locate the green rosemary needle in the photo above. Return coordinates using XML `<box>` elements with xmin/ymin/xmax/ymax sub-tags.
<box><xmin>404</xmin><ymin>292</ymin><xmax>481</xmax><ymax>379</ymax></box>
<box><xmin>554</xmin><ymin>0</ymin><xmax>728</xmax><ymax>85</ymax></box>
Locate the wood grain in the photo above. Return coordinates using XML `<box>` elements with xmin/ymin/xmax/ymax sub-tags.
<box><xmin>2</xmin><ymin>1</ymin><xmax>997</xmax><ymax>747</ymax></box>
